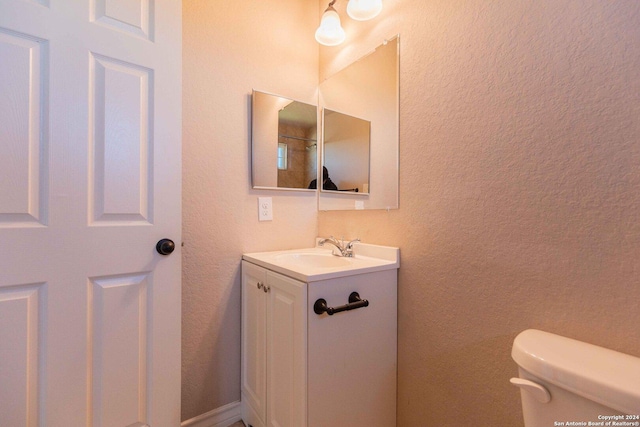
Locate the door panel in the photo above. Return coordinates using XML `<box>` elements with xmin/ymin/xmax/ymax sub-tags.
<box><xmin>89</xmin><ymin>53</ymin><xmax>152</xmax><ymax>225</ymax></box>
<box><xmin>0</xmin><ymin>28</ymin><xmax>47</xmax><ymax>227</ymax></box>
<box><xmin>89</xmin><ymin>273</ymin><xmax>150</xmax><ymax>427</ymax></box>
<box><xmin>0</xmin><ymin>282</ymin><xmax>45</xmax><ymax>427</ymax></box>
<box><xmin>91</xmin><ymin>0</ymin><xmax>152</xmax><ymax>40</ymax></box>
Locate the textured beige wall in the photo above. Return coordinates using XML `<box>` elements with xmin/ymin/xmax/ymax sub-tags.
<box><xmin>182</xmin><ymin>0</ymin><xmax>319</xmax><ymax>421</ymax></box>
<box><xmin>319</xmin><ymin>1</ymin><xmax>640</xmax><ymax>425</ymax></box>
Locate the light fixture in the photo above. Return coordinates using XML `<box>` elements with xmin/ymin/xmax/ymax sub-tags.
<box><xmin>346</xmin><ymin>0</ymin><xmax>382</xmax><ymax>21</ymax></box>
<box><xmin>316</xmin><ymin>0</ymin><xmax>383</xmax><ymax>46</ymax></box>
<box><xmin>315</xmin><ymin>1</ymin><xmax>346</xmax><ymax>47</ymax></box>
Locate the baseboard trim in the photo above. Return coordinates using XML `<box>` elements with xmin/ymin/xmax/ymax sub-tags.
<box><xmin>181</xmin><ymin>401</ymin><xmax>242</xmax><ymax>427</ymax></box>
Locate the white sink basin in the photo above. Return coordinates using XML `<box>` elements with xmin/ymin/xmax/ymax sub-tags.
<box><xmin>243</xmin><ymin>243</ymin><xmax>399</xmax><ymax>282</ymax></box>
<box><xmin>273</xmin><ymin>252</ymin><xmax>353</xmax><ymax>268</ymax></box>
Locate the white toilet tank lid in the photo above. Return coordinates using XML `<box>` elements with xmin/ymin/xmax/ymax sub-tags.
<box><xmin>512</xmin><ymin>329</ymin><xmax>640</xmax><ymax>414</ymax></box>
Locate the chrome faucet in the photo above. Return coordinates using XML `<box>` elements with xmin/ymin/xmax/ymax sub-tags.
<box><xmin>318</xmin><ymin>236</ymin><xmax>360</xmax><ymax>257</ymax></box>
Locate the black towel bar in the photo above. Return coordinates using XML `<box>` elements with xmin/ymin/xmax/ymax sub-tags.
<box><xmin>313</xmin><ymin>292</ymin><xmax>369</xmax><ymax>316</ymax></box>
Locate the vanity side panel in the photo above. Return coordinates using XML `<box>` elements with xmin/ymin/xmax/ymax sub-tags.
<box><xmin>307</xmin><ymin>269</ymin><xmax>397</xmax><ymax>427</ymax></box>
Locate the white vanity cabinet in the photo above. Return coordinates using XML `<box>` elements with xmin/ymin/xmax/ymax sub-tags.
<box><xmin>241</xmin><ymin>244</ymin><xmax>398</xmax><ymax>427</ymax></box>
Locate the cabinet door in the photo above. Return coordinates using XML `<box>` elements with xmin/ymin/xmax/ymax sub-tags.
<box><xmin>242</xmin><ymin>261</ymin><xmax>268</xmax><ymax>425</ymax></box>
<box><xmin>266</xmin><ymin>271</ymin><xmax>307</xmax><ymax>427</ymax></box>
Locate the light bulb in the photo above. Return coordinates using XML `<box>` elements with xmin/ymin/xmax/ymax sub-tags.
<box><xmin>346</xmin><ymin>0</ymin><xmax>382</xmax><ymax>21</ymax></box>
<box><xmin>315</xmin><ymin>6</ymin><xmax>346</xmax><ymax>46</ymax></box>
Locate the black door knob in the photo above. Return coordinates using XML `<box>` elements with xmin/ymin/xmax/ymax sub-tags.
<box><xmin>156</xmin><ymin>238</ymin><xmax>175</xmax><ymax>255</ymax></box>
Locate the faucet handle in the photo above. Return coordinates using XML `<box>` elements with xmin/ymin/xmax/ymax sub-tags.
<box><xmin>346</xmin><ymin>238</ymin><xmax>361</xmax><ymax>248</ymax></box>
<box><xmin>344</xmin><ymin>238</ymin><xmax>360</xmax><ymax>257</ymax></box>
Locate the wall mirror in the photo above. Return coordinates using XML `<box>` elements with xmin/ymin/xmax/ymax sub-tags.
<box><xmin>319</xmin><ymin>35</ymin><xmax>399</xmax><ymax>210</ymax></box>
<box><xmin>251</xmin><ymin>90</ymin><xmax>317</xmax><ymax>191</ymax></box>
<box><xmin>322</xmin><ymin>109</ymin><xmax>370</xmax><ymax>194</ymax></box>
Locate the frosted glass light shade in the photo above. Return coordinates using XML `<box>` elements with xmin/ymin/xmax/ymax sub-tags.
<box><xmin>315</xmin><ymin>7</ymin><xmax>346</xmax><ymax>46</ymax></box>
<box><xmin>346</xmin><ymin>0</ymin><xmax>382</xmax><ymax>21</ymax></box>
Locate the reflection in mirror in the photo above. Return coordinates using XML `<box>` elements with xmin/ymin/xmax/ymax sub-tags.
<box><xmin>322</xmin><ymin>109</ymin><xmax>370</xmax><ymax>194</ymax></box>
<box><xmin>252</xmin><ymin>90</ymin><xmax>317</xmax><ymax>190</ymax></box>
<box><xmin>319</xmin><ymin>35</ymin><xmax>399</xmax><ymax>210</ymax></box>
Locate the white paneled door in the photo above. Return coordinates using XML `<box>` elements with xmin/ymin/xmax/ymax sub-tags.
<box><xmin>0</xmin><ymin>1</ymin><xmax>181</xmax><ymax>426</ymax></box>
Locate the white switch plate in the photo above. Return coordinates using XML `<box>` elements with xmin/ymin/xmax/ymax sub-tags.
<box><xmin>258</xmin><ymin>197</ymin><xmax>273</xmax><ymax>221</ymax></box>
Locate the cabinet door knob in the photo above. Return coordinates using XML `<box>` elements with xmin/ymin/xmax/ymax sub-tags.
<box><xmin>263</xmin><ymin>285</ymin><xmax>270</xmax><ymax>293</ymax></box>
<box><xmin>257</xmin><ymin>282</ymin><xmax>263</xmax><ymax>290</ymax></box>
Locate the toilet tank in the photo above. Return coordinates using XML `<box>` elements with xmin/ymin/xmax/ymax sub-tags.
<box><xmin>511</xmin><ymin>329</ymin><xmax>640</xmax><ymax>426</ymax></box>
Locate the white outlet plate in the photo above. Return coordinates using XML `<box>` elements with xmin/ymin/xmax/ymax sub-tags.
<box><xmin>258</xmin><ymin>197</ymin><xmax>273</xmax><ymax>221</ymax></box>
